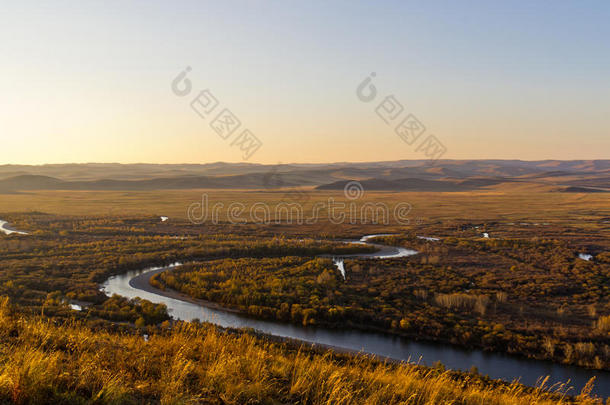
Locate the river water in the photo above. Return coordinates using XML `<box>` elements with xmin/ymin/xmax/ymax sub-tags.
<box><xmin>101</xmin><ymin>236</ymin><xmax>610</xmax><ymax>398</ymax></box>
<box><xmin>0</xmin><ymin>220</ymin><xmax>29</xmax><ymax>235</ymax></box>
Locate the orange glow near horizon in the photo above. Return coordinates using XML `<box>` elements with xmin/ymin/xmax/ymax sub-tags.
<box><xmin>1</xmin><ymin>1</ymin><xmax>609</xmax><ymax>164</ymax></box>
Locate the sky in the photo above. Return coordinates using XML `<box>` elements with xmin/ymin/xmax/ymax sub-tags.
<box><xmin>1</xmin><ymin>0</ymin><xmax>609</xmax><ymax>164</ymax></box>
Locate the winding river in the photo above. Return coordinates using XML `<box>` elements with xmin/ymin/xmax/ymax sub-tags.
<box><xmin>101</xmin><ymin>235</ymin><xmax>610</xmax><ymax>398</ymax></box>
<box><xmin>0</xmin><ymin>220</ymin><xmax>28</xmax><ymax>235</ymax></box>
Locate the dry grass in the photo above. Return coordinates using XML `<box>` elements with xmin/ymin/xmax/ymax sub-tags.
<box><xmin>0</xmin><ymin>189</ymin><xmax>608</xmax><ymax>226</ymax></box>
<box><xmin>434</xmin><ymin>293</ymin><xmax>490</xmax><ymax>315</ymax></box>
<box><xmin>0</xmin><ymin>297</ymin><xmax>603</xmax><ymax>404</ymax></box>
<box><xmin>595</xmin><ymin>315</ymin><xmax>610</xmax><ymax>333</ymax></box>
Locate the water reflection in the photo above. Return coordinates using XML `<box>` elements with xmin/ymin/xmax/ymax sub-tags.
<box><xmin>101</xmin><ymin>240</ymin><xmax>609</xmax><ymax>398</ymax></box>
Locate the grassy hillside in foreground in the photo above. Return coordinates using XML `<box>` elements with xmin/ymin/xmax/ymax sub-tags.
<box><xmin>0</xmin><ymin>298</ymin><xmax>603</xmax><ymax>405</ymax></box>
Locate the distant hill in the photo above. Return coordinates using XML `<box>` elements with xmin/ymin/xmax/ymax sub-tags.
<box><xmin>0</xmin><ymin>160</ymin><xmax>608</xmax><ymax>192</ymax></box>
<box><xmin>562</xmin><ymin>186</ymin><xmax>609</xmax><ymax>193</ymax></box>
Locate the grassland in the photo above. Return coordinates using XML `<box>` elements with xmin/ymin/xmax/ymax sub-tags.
<box><xmin>0</xmin><ymin>188</ymin><xmax>608</xmax><ymax>403</ymax></box>
<box><xmin>0</xmin><ymin>188</ymin><xmax>609</xmax><ymax>224</ymax></box>
<box><xmin>0</xmin><ymin>298</ymin><xmax>603</xmax><ymax>405</ymax></box>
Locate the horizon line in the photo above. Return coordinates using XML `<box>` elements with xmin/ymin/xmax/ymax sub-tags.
<box><xmin>1</xmin><ymin>158</ymin><xmax>609</xmax><ymax>167</ymax></box>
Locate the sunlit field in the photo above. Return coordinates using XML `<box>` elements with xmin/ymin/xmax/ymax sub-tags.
<box><xmin>1</xmin><ymin>188</ymin><xmax>608</xmax><ymax>225</ymax></box>
<box><xmin>3</xmin><ymin>0</ymin><xmax>610</xmax><ymax>402</ymax></box>
<box><xmin>1</xmin><ymin>188</ymin><xmax>608</xmax><ymax>402</ymax></box>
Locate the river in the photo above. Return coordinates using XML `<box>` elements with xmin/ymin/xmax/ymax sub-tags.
<box><xmin>101</xmin><ymin>235</ymin><xmax>610</xmax><ymax>398</ymax></box>
<box><xmin>0</xmin><ymin>220</ymin><xmax>29</xmax><ymax>235</ymax></box>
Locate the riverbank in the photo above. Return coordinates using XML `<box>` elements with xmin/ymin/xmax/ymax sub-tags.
<box><xmin>102</xmin><ymin>238</ymin><xmax>610</xmax><ymax>398</ymax></box>
<box><xmin>2</xmin><ymin>296</ymin><xmax>584</xmax><ymax>404</ymax></box>
<box><xmin>130</xmin><ymin>266</ymin><xmax>245</xmax><ymax>316</ymax></box>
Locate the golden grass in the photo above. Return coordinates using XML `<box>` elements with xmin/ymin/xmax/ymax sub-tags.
<box><xmin>595</xmin><ymin>315</ymin><xmax>610</xmax><ymax>333</ymax></box>
<box><xmin>0</xmin><ymin>297</ymin><xmax>603</xmax><ymax>404</ymax></box>
<box><xmin>0</xmin><ymin>189</ymin><xmax>608</xmax><ymax>226</ymax></box>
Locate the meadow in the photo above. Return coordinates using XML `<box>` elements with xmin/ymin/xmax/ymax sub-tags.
<box><xmin>0</xmin><ymin>188</ymin><xmax>608</xmax><ymax>403</ymax></box>
<box><xmin>0</xmin><ymin>297</ymin><xmax>601</xmax><ymax>404</ymax></box>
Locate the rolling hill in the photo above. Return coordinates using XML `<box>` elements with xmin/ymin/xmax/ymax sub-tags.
<box><xmin>0</xmin><ymin>160</ymin><xmax>608</xmax><ymax>193</ymax></box>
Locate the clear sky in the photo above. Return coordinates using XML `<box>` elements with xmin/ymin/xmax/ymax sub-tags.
<box><xmin>1</xmin><ymin>0</ymin><xmax>609</xmax><ymax>164</ymax></box>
